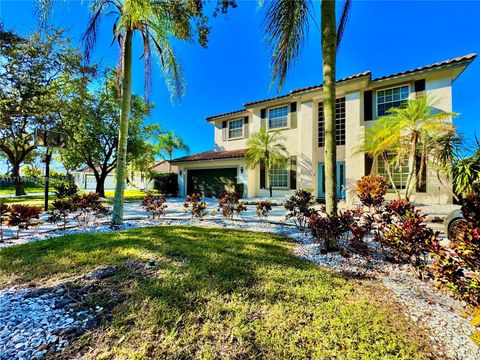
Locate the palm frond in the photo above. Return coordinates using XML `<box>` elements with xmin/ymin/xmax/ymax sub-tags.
<box><xmin>82</xmin><ymin>0</ymin><xmax>111</xmax><ymax>63</ymax></box>
<box><xmin>36</xmin><ymin>0</ymin><xmax>54</xmax><ymax>28</ymax></box>
<box><xmin>146</xmin><ymin>23</ymin><xmax>185</xmax><ymax>100</ymax></box>
<box><xmin>336</xmin><ymin>0</ymin><xmax>351</xmax><ymax>49</ymax></box>
<box><xmin>263</xmin><ymin>0</ymin><xmax>311</xmax><ymax>91</ymax></box>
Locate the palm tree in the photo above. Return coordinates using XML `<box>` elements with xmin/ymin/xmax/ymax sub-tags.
<box><xmin>262</xmin><ymin>0</ymin><xmax>352</xmax><ymax>219</ymax></box>
<box><xmin>245</xmin><ymin>128</ymin><xmax>289</xmax><ymax>197</ymax></box>
<box><xmin>364</xmin><ymin>96</ymin><xmax>457</xmax><ymax>200</ymax></box>
<box><xmin>154</xmin><ymin>130</ymin><xmax>189</xmax><ymax>172</ymax></box>
<box><xmin>38</xmin><ymin>0</ymin><xmax>235</xmax><ymax>225</ymax></box>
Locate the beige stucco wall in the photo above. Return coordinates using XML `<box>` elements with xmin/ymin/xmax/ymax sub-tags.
<box><xmin>184</xmin><ymin>66</ymin><xmax>462</xmax><ymax>204</ymax></box>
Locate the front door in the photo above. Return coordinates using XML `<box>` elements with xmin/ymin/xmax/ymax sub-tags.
<box><xmin>317</xmin><ymin>161</ymin><xmax>346</xmax><ymax>199</ymax></box>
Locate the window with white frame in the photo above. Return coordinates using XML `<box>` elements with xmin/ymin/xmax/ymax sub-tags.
<box><xmin>318</xmin><ymin>97</ymin><xmax>346</xmax><ymax>147</ymax></box>
<box><xmin>269</xmin><ymin>166</ymin><xmax>288</xmax><ymax>188</ymax></box>
<box><xmin>377</xmin><ymin>85</ymin><xmax>409</xmax><ymax>117</ymax></box>
<box><xmin>377</xmin><ymin>154</ymin><xmax>410</xmax><ymax>189</ymax></box>
<box><xmin>268</xmin><ymin>106</ymin><xmax>288</xmax><ymax>129</ymax></box>
<box><xmin>228</xmin><ymin>119</ymin><xmax>244</xmax><ymax>139</ymax></box>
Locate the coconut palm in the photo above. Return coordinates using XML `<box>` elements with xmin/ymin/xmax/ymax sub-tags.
<box><xmin>154</xmin><ymin>130</ymin><xmax>189</xmax><ymax>172</ymax></box>
<box><xmin>262</xmin><ymin>0</ymin><xmax>351</xmax><ymax>219</ymax></box>
<box><xmin>245</xmin><ymin>128</ymin><xmax>289</xmax><ymax>197</ymax></box>
<box><xmin>38</xmin><ymin>0</ymin><xmax>235</xmax><ymax>225</ymax></box>
<box><xmin>364</xmin><ymin>96</ymin><xmax>457</xmax><ymax>200</ymax></box>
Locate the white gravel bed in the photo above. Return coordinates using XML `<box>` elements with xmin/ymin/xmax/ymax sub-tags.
<box><xmin>0</xmin><ymin>287</ymin><xmax>97</xmax><ymax>360</ymax></box>
<box><xmin>1</xmin><ymin>216</ymin><xmax>478</xmax><ymax>359</ymax></box>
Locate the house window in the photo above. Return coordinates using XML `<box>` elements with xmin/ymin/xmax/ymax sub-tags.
<box><xmin>269</xmin><ymin>166</ymin><xmax>288</xmax><ymax>188</ymax></box>
<box><xmin>318</xmin><ymin>97</ymin><xmax>346</xmax><ymax>147</ymax></box>
<box><xmin>377</xmin><ymin>154</ymin><xmax>410</xmax><ymax>189</ymax></box>
<box><xmin>228</xmin><ymin>119</ymin><xmax>243</xmax><ymax>139</ymax></box>
<box><xmin>268</xmin><ymin>106</ymin><xmax>288</xmax><ymax>129</ymax></box>
<box><xmin>377</xmin><ymin>85</ymin><xmax>409</xmax><ymax>117</ymax></box>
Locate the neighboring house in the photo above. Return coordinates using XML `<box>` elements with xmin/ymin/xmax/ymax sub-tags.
<box><xmin>151</xmin><ymin>160</ymin><xmax>178</xmax><ymax>174</ymax></box>
<box><xmin>74</xmin><ymin>161</ymin><xmax>176</xmax><ymax>192</ymax></box>
<box><xmin>171</xmin><ymin>54</ymin><xmax>476</xmax><ymax>204</ymax></box>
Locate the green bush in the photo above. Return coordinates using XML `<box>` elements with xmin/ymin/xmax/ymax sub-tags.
<box><xmin>153</xmin><ymin>173</ymin><xmax>178</xmax><ymax>196</ymax></box>
<box><xmin>53</xmin><ymin>181</ymin><xmax>79</xmax><ymax>199</ymax></box>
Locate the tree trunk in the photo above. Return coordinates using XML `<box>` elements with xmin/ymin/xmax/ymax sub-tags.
<box><xmin>321</xmin><ymin>0</ymin><xmax>338</xmax><ymax>251</ymax></box>
<box><xmin>382</xmin><ymin>153</ymin><xmax>401</xmax><ymax>198</ymax></box>
<box><xmin>265</xmin><ymin>163</ymin><xmax>272</xmax><ymax>197</ymax></box>
<box><xmin>112</xmin><ymin>29</ymin><xmax>133</xmax><ymax>225</ymax></box>
<box><xmin>12</xmin><ymin>163</ymin><xmax>26</xmax><ymax>196</ymax></box>
<box><xmin>404</xmin><ymin>134</ymin><xmax>418</xmax><ymax>200</ymax></box>
<box><xmin>96</xmin><ymin>174</ymin><xmax>106</xmax><ymax>198</ymax></box>
<box><xmin>169</xmin><ymin>151</ymin><xmax>172</xmax><ymax>173</ymax></box>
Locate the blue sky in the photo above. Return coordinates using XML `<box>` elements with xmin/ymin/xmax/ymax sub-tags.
<box><xmin>1</xmin><ymin>0</ymin><xmax>479</xmax><ymax>159</ymax></box>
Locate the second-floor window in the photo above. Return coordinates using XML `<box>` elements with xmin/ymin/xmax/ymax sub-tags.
<box><xmin>377</xmin><ymin>85</ymin><xmax>409</xmax><ymax>117</ymax></box>
<box><xmin>318</xmin><ymin>97</ymin><xmax>346</xmax><ymax>147</ymax></box>
<box><xmin>228</xmin><ymin>119</ymin><xmax>244</xmax><ymax>139</ymax></box>
<box><xmin>269</xmin><ymin>106</ymin><xmax>288</xmax><ymax>129</ymax></box>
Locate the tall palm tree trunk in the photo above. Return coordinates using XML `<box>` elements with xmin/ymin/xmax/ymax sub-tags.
<box><xmin>381</xmin><ymin>154</ymin><xmax>401</xmax><ymax>198</ymax></box>
<box><xmin>112</xmin><ymin>29</ymin><xmax>133</xmax><ymax>225</ymax></box>
<box><xmin>169</xmin><ymin>150</ymin><xmax>172</xmax><ymax>173</ymax></box>
<box><xmin>321</xmin><ymin>1</ymin><xmax>337</xmax><ymax>213</ymax></box>
<box><xmin>404</xmin><ymin>134</ymin><xmax>418</xmax><ymax>200</ymax></box>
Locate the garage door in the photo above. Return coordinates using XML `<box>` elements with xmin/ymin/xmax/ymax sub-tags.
<box><xmin>187</xmin><ymin>168</ymin><xmax>237</xmax><ymax>198</ymax></box>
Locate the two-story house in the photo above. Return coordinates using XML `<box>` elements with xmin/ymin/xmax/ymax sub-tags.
<box><xmin>171</xmin><ymin>54</ymin><xmax>476</xmax><ymax>204</ymax></box>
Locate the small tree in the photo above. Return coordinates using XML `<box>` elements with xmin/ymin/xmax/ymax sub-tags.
<box><xmin>154</xmin><ymin>130</ymin><xmax>189</xmax><ymax>172</ymax></box>
<box><xmin>363</xmin><ymin>97</ymin><xmax>457</xmax><ymax>200</ymax></box>
<box><xmin>245</xmin><ymin>129</ymin><xmax>289</xmax><ymax>197</ymax></box>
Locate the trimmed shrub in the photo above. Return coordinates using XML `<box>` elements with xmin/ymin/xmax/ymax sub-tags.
<box><xmin>285</xmin><ymin>189</ymin><xmax>316</xmax><ymax>230</ymax></box>
<box><xmin>53</xmin><ymin>181</ymin><xmax>79</xmax><ymax>199</ymax></box>
<box><xmin>47</xmin><ymin>198</ymin><xmax>75</xmax><ymax>230</ymax></box>
<box><xmin>308</xmin><ymin>208</ymin><xmax>352</xmax><ymax>251</ymax></box>
<box><xmin>430</xmin><ymin>195</ymin><xmax>480</xmax><ymax>306</ymax></box>
<box><xmin>7</xmin><ymin>204</ymin><xmax>43</xmax><ymax>238</ymax></box>
<box><xmin>71</xmin><ymin>193</ymin><xmax>110</xmax><ymax>228</ymax></box>
<box><xmin>218</xmin><ymin>191</ymin><xmax>247</xmax><ymax>220</ymax></box>
<box><xmin>141</xmin><ymin>193</ymin><xmax>167</xmax><ymax>219</ymax></box>
<box><xmin>184</xmin><ymin>193</ymin><xmax>207</xmax><ymax>219</ymax></box>
<box><xmin>153</xmin><ymin>173</ymin><xmax>178</xmax><ymax>196</ymax></box>
<box><xmin>356</xmin><ymin>175</ymin><xmax>388</xmax><ymax>207</ymax></box>
<box><xmin>256</xmin><ymin>201</ymin><xmax>272</xmax><ymax>221</ymax></box>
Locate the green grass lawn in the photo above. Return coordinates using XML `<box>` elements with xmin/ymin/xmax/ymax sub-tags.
<box><xmin>0</xmin><ymin>194</ymin><xmax>55</xmax><ymax>208</ymax></box>
<box><xmin>0</xmin><ymin>226</ymin><xmax>432</xmax><ymax>359</ymax></box>
<box><xmin>0</xmin><ymin>181</ymin><xmax>45</xmax><ymax>195</ymax></box>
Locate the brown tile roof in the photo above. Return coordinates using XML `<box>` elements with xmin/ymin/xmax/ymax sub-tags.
<box><xmin>372</xmin><ymin>53</ymin><xmax>476</xmax><ymax>82</ymax></box>
<box><xmin>205</xmin><ymin>109</ymin><xmax>246</xmax><ymax>122</ymax></box>
<box><xmin>171</xmin><ymin>149</ymin><xmax>246</xmax><ymax>163</ymax></box>
<box><xmin>205</xmin><ymin>53</ymin><xmax>476</xmax><ymax>122</ymax></box>
<box><xmin>289</xmin><ymin>71</ymin><xmax>371</xmax><ymax>95</ymax></box>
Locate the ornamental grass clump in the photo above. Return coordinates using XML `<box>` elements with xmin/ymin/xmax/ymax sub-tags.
<box><xmin>141</xmin><ymin>193</ymin><xmax>167</xmax><ymax>219</ymax></box>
